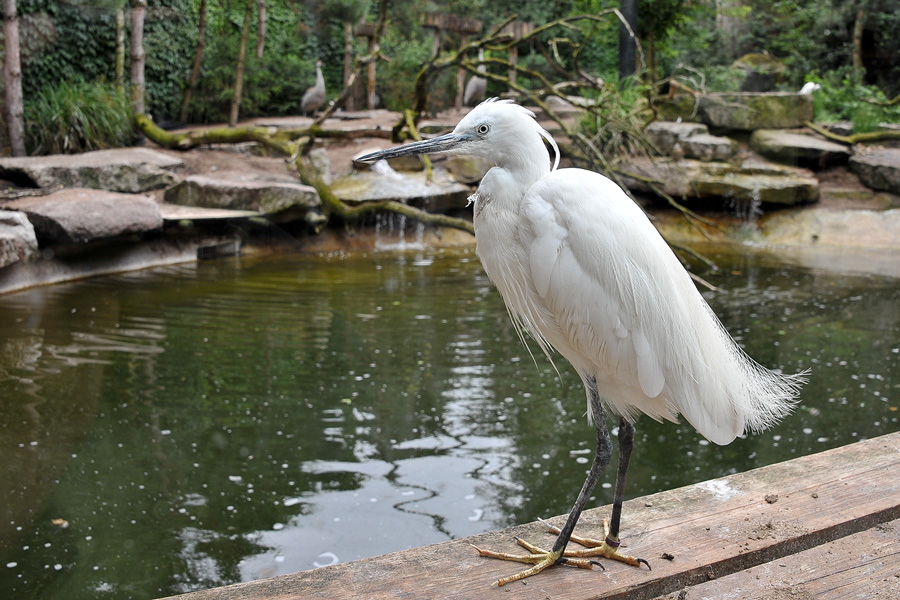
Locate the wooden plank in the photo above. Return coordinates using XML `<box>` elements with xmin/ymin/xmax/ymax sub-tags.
<box><xmin>157</xmin><ymin>432</ymin><xmax>900</xmax><ymax>600</ymax></box>
<box><xmin>652</xmin><ymin>518</ymin><xmax>900</xmax><ymax>600</ymax></box>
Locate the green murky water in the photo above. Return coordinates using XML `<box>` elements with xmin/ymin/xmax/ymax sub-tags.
<box><xmin>1</xmin><ymin>247</ymin><xmax>898</xmax><ymax>599</ymax></box>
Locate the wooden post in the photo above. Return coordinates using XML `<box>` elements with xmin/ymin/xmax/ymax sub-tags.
<box><xmin>499</xmin><ymin>21</ymin><xmax>534</xmax><ymax>90</ymax></box>
<box><xmin>355</xmin><ymin>22</ymin><xmax>378</xmax><ymax>110</ymax></box>
<box><xmin>419</xmin><ymin>13</ymin><xmax>482</xmax><ymax>109</ymax></box>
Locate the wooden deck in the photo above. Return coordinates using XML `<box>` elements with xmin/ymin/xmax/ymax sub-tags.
<box><xmin>159</xmin><ymin>432</ymin><xmax>900</xmax><ymax>600</ymax></box>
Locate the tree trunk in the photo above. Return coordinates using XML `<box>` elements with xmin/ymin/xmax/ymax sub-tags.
<box><xmin>3</xmin><ymin>0</ymin><xmax>26</xmax><ymax>156</ymax></box>
<box><xmin>256</xmin><ymin>0</ymin><xmax>266</xmax><ymax>59</ymax></box>
<box><xmin>618</xmin><ymin>0</ymin><xmax>638</xmax><ymax>84</ymax></box>
<box><xmin>229</xmin><ymin>0</ymin><xmax>253</xmax><ymax>127</ymax></box>
<box><xmin>116</xmin><ymin>7</ymin><xmax>125</xmax><ymax>90</ymax></box>
<box><xmin>715</xmin><ymin>0</ymin><xmax>749</xmax><ymax>60</ymax></box>
<box><xmin>180</xmin><ymin>0</ymin><xmax>208</xmax><ymax>123</ymax></box>
<box><xmin>130</xmin><ymin>0</ymin><xmax>147</xmax><ymax>115</ymax></box>
<box><xmin>852</xmin><ymin>6</ymin><xmax>865</xmax><ymax>78</ymax></box>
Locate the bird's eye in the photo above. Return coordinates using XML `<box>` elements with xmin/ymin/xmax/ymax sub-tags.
<box><xmin>476</xmin><ymin>123</ymin><xmax>490</xmax><ymax>136</ymax></box>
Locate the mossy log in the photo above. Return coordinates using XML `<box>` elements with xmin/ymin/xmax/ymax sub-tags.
<box><xmin>805</xmin><ymin>121</ymin><xmax>900</xmax><ymax>145</ymax></box>
<box><xmin>133</xmin><ymin>114</ymin><xmax>474</xmax><ymax>237</ymax></box>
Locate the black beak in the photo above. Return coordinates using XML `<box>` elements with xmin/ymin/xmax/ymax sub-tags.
<box><xmin>356</xmin><ymin>133</ymin><xmax>470</xmax><ymax>163</ymax></box>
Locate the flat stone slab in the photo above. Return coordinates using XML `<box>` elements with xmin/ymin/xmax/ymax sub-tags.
<box><xmin>750</xmin><ymin>129</ymin><xmax>850</xmax><ymax>168</ymax></box>
<box><xmin>158</xmin><ymin>203</ymin><xmax>261</xmax><ymax>221</ymax></box>
<box><xmin>0</xmin><ymin>148</ymin><xmax>184</xmax><ymax>193</ymax></box>
<box><xmin>763</xmin><ymin>207</ymin><xmax>900</xmax><ymax>250</ymax></box>
<box><xmin>164</xmin><ymin>174</ymin><xmax>320</xmax><ymax>223</ymax></box>
<box><xmin>656</xmin><ymin>93</ymin><xmax>813</xmax><ymax>130</ymax></box>
<box><xmin>0</xmin><ymin>210</ymin><xmax>38</xmax><ymax>268</ymax></box>
<box><xmin>680</xmin><ymin>133</ymin><xmax>737</xmax><ymax>162</ymax></box>
<box><xmin>645</xmin><ymin>122</ymin><xmax>736</xmax><ymax>161</ymax></box>
<box><xmin>850</xmin><ymin>147</ymin><xmax>900</xmax><ymax>195</ymax></box>
<box><xmin>332</xmin><ymin>165</ymin><xmax>471</xmax><ymax>213</ymax></box>
<box><xmin>4</xmin><ymin>188</ymin><xmax>163</xmax><ymax>246</ymax></box>
<box><xmin>621</xmin><ymin>157</ymin><xmax>819</xmax><ymax>205</ymax></box>
<box><xmin>700</xmin><ymin>92</ymin><xmax>813</xmax><ymax>130</ymax></box>
<box><xmin>645</xmin><ymin>121</ymin><xmax>709</xmax><ymax>151</ymax></box>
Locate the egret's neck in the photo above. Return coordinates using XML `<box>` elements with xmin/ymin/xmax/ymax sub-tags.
<box><xmin>480</xmin><ymin>141</ymin><xmax>552</xmax><ymax>204</ymax></box>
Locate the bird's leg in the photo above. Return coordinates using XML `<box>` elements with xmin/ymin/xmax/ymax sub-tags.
<box><xmin>471</xmin><ymin>377</ymin><xmax>613</xmax><ymax>586</ymax></box>
<box><xmin>553</xmin><ymin>416</ymin><xmax>650</xmax><ymax>569</ymax></box>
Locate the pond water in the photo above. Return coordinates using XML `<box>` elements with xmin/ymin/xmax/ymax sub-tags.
<box><xmin>1</xmin><ymin>246</ymin><xmax>898</xmax><ymax>599</ymax></box>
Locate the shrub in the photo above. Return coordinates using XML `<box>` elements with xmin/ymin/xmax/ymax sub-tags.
<box><xmin>807</xmin><ymin>68</ymin><xmax>900</xmax><ymax>132</ymax></box>
<box><xmin>24</xmin><ymin>78</ymin><xmax>135</xmax><ymax>155</ymax></box>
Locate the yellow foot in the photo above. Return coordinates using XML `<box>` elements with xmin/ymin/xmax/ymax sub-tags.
<box><xmin>470</xmin><ymin>537</ymin><xmax>599</xmax><ymax>586</ymax></box>
<box><xmin>544</xmin><ymin>518</ymin><xmax>651</xmax><ymax>570</ymax></box>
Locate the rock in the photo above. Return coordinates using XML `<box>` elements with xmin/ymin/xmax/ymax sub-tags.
<box><xmin>763</xmin><ymin>208</ymin><xmax>900</xmax><ymax>250</ymax></box>
<box><xmin>654</xmin><ymin>94</ymin><xmax>700</xmax><ymax>123</ymax></box>
<box><xmin>446</xmin><ymin>156</ymin><xmax>492</xmax><ymax>184</ymax></box>
<box><xmin>0</xmin><ymin>210</ymin><xmax>39</xmax><ymax>268</ymax></box>
<box><xmin>645</xmin><ymin>121</ymin><xmax>708</xmax><ymax>154</ymax></box>
<box><xmin>331</xmin><ymin>167</ymin><xmax>470</xmax><ymax>213</ymax></box>
<box><xmin>164</xmin><ymin>174</ymin><xmax>320</xmax><ymax>223</ymax></box>
<box><xmin>732</xmin><ymin>53</ymin><xmax>787</xmax><ymax>92</ymax></box>
<box><xmin>849</xmin><ymin>147</ymin><xmax>900</xmax><ymax>195</ymax></box>
<box><xmin>308</xmin><ymin>148</ymin><xmax>333</xmax><ymax>186</ymax></box>
<box><xmin>4</xmin><ymin>189</ymin><xmax>163</xmax><ymax>246</ymax></box>
<box><xmin>681</xmin><ymin>133</ymin><xmax>738</xmax><ymax>162</ymax></box>
<box><xmin>353</xmin><ymin>147</ymin><xmax>425</xmax><ymax>173</ymax></box>
<box><xmin>699</xmin><ymin>92</ymin><xmax>813</xmax><ymax>130</ymax></box>
<box><xmin>0</xmin><ymin>148</ymin><xmax>184</xmax><ymax>193</ymax></box>
<box><xmin>750</xmin><ymin>129</ymin><xmax>850</xmax><ymax>169</ymax></box>
<box><xmin>620</xmin><ymin>157</ymin><xmax>819</xmax><ymax>205</ymax></box>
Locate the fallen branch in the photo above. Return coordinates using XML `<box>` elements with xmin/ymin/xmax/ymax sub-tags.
<box><xmin>133</xmin><ymin>114</ymin><xmax>475</xmax><ymax>237</ymax></box>
<box><xmin>805</xmin><ymin>121</ymin><xmax>900</xmax><ymax>145</ymax></box>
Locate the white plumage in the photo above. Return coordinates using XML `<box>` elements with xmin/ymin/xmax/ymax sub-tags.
<box><xmin>457</xmin><ymin>100</ymin><xmax>802</xmax><ymax>445</ymax></box>
<box><xmin>358</xmin><ymin>99</ymin><xmax>805</xmax><ymax>585</ymax></box>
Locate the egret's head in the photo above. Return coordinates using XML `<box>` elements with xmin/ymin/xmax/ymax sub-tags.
<box><xmin>357</xmin><ymin>99</ymin><xmax>559</xmax><ymax>172</ymax></box>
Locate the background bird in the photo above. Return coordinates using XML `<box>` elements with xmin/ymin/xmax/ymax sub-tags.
<box><xmin>302</xmin><ymin>60</ymin><xmax>326</xmax><ymax>117</ymax></box>
<box><xmin>463</xmin><ymin>48</ymin><xmax>487</xmax><ymax>107</ymax></box>
<box><xmin>358</xmin><ymin>99</ymin><xmax>806</xmax><ymax>587</ymax></box>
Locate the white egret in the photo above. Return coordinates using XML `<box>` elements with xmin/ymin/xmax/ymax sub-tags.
<box><xmin>358</xmin><ymin>99</ymin><xmax>806</xmax><ymax>586</ymax></box>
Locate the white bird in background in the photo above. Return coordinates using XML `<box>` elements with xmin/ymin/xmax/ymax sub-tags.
<box><xmin>799</xmin><ymin>81</ymin><xmax>822</xmax><ymax>95</ymax></box>
<box><xmin>302</xmin><ymin>60</ymin><xmax>326</xmax><ymax>117</ymax></box>
<box><xmin>358</xmin><ymin>99</ymin><xmax>806</xmax><ymax>587</ymax></box>
<box><xmin>463</xmin><ymin>48</ymin><xmax>488</xmax><ymax>107</ymax></box>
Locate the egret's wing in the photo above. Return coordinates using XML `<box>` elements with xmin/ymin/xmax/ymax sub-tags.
<box><xmin>519</xmin><ymin>169</ymin><xmax>743</xmax><ymax>441</ymax></box>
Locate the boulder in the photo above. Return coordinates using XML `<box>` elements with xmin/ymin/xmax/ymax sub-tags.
<box><xmin>680</xmin><ymin>133</ymin><xmax>738</xmax><ymax>162</ymax></box>
<box><xmin>849</xmin><ymin>147</ymin><xmax>900</xmax><ymax>195</ymax></box>
<box><xmin>4</xmin><ymin>189</ymin><xmax>163</xmax><ymax>246</ymax></box>
<box><xmin>645</xmin><ymin>121</ymin><xmax>708</xmax><ymax>153</ymax></box>
<box><xmin>699</xmin><ymin>92</ymin><xmax>813</xmax><ymax>130</ymax></box>
<box><xmin>331</xmin><ymin>167</ymin><xmax>471</xmax><ymax>213</ymax></box>
<box><xmin>732</xmin><ymin>53</ymin><xmax>787</xmax><ymax>92</ymax></box>
<box><xmin>0</xmin><ymin>148</ymin><xmax>184</xmax><ymax>193</ymax></box>
<box><xmin>0</xmin><ymin>210</ymin><xmax>39</xmax><ymax>268</ymax></box>
<box><xmin>750</xmin><ymin>129</ymin><xmax>850</xmax><ymax>169</ymax></box>
<box><xmin>164</xmin><ymin>174</ymin><xmax>320</xmax><ymax>223</ymax></box>
<box><xmin>620</xmin><ymin>157</ymin><xmax>819</xmax><ymax>205</ymax></box>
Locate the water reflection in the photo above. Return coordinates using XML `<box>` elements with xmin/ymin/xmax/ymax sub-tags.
<box><xmin>0</xmin><ymin>248</ymin><xmax>897</xmax><ymax>599</ymax></box>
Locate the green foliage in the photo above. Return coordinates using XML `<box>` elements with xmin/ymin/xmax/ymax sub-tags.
<box><xmin>184</xmin><ymin>1</ymin><xmax>319</xmax><ymax>123</ymax></box>
<box><xmin>144</xmin><ymin>0</ymin><xmax>196</xmax><ymax>120</ymax></box>
<box><xmin>378</xmin><ymin>34</ymin><xmax>433</xmax><ymax>112</ymax></box>
<box><xmin>23</xmin><ymin>77</ymin><xmax>134</xmax><ymax>155</ymax></box>
<box><xmin>577</xmin><ymin>76</ymin><xmax>654</xmax><ymax>162</ymax></box>
<box><xmin>806</xmin><ymin>68</ymin><xmax>900</xmax><ymax>132</ymax></box>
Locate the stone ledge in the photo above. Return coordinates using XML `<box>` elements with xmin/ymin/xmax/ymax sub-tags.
<box><xmin>4</xmin><ymin>188</ymin><xmax>163</xmax><ymax>246</ymax></box>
